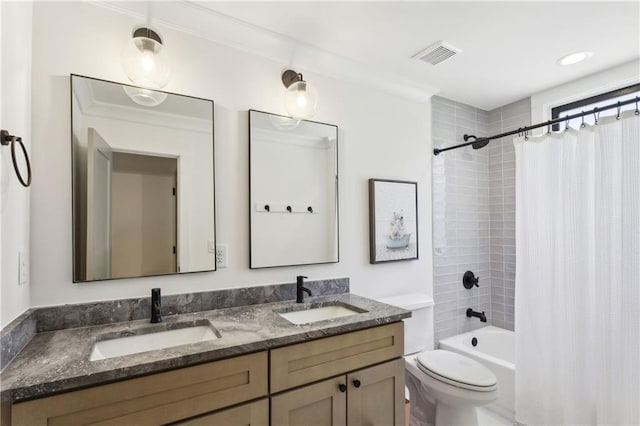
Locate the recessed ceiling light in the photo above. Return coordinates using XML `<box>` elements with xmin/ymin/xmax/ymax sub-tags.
<box><xmin>557</xmin><ymin>51</ymin><xmax>593</xmax><ymax>66</ymax></box>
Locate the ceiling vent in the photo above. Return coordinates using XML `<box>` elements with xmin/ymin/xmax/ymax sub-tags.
<box><xmin>412</xmin><ymin>41</ymin><xmax>462</xmax><ymax>66</ymax></box>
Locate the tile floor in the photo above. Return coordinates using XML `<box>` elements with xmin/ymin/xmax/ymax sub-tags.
<box><xmin>477</xmin><ymin>407</ymin><xmax>515</xmax><ymax>426</ymax></box>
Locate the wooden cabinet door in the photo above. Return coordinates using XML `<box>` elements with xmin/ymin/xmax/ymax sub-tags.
<box><xmin>271</xmin><ymin>376</ymin><xmax>347</xmax><ymax>426</ymax></box>
<box><xmin>174</xmin><ymin>398</ymin><xmax>268</xmax><ymax>426</ymax></box>
<box><xmin>346</xmin><ymin>358</ymin><xmax>405</xmax><ymax>426</ymax></box>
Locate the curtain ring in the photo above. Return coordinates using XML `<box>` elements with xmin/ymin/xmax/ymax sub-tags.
<box><xmin>617</xmin><ymin>101</ymin><xmax>621</xmax><ymax>120</ymax></box>
<box><xmin>524</xmin><ymin>130</ymin><xmax>529</xmax><ymax>141</ymax></box>
<box><xmin>593</xmin><ymin>107</ymin><xmax>599</xmax><ymax>125</ymax></box>
<box><xmin>546</xmin><ymin>123</ymin><xmax>551</xmax><ymax>135</ymax></box>
<box><xmin>635</xmin><ymin>96</ymin><xmax>639</xmax><ymax>116</ymax></box>
<box><xmin>580</xmin><ymin>111</ymin><xmax>586</xmax><ymax>128</ymax></box>
<box><xmin>564</xmin><ymin>116</ymin><xmax>569</xmax><ymax>131</ymax></box>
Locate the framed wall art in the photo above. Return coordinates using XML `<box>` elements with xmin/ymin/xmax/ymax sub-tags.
<box><xmin>369</xmin><ymin>179</ymin><xmax>418</xmax><ymax>263</ymax></box>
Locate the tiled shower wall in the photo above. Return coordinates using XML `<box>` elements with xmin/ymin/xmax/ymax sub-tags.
<box><xmin>487</xmin><ymin>99</ymin><xmax>531</xmax><ymax>331</ymax></box>
<box><xmin>432</xmin><ymin>96</ymin><xmax>530</xmax><ymax>342</ymax></box>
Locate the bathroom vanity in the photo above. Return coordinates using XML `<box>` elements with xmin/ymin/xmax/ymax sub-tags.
<box><xmin>0</xmin><ymin>291</ymin><xmax>408</xmax><ymax>426</ymax></box>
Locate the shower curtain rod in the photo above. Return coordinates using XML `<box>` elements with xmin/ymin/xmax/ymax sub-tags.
<box><xmin>433</xmin><ymin>97</ymin><xmax>639</xmax><ymax>156</ymax></box>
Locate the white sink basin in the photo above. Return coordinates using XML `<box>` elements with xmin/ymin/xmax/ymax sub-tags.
<box><xmin>90</xmin><ymin>322</ymin><xmax>219</xmax><ymax>361</ymax></box>
<box><xmin>278</xmin><ymin>304</ymin><xmax>364</xmax><ymax>325</ymax></box>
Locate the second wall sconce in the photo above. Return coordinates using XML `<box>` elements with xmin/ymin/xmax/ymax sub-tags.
<box><xmin>122</xmin><ymin>26</ymin><xmax>171</xmax><ymax>90</ymax></box>
<box><xmin>281</xmin><ymin>69</ymin><xmax>319</xmax><ymax>120</ymax></box>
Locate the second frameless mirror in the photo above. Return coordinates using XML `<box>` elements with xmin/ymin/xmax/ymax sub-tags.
<box><xmin>249</xmin><ymin>110</ymin><xmax>339</xmax><ymax>268</ymax></box>
<box><xmin>71</xmin><ymin>75</ymin><xmax>215</xmax><ymax>282</ymax></box>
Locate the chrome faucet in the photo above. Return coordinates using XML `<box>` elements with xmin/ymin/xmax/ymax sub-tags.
<box><xmin>296</xmin><ymin>276</ymin><xmax>312</xmax><ymax>303</ymax></box>
<box><xmin>466</xmin><ymin>308</ymin><xmax>487</xmax><ymax>323</ymax></box>
<box><xmin>151</xmin><ymin>288</ymin><xmax>162</xmax><ymax>323</ymax></box>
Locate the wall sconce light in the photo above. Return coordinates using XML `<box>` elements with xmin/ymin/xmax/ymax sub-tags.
<box><xmin>122</xmin><ymin>26</ymin><xmax>171</xmax><ymax>89</ymax></box>
<box><xmin>281</xmin><ymin>69</ymin><xmax>318</xmax><ymax>120</ymax></box>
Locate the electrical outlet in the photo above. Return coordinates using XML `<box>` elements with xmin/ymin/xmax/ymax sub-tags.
<box><xmin>18</xmin><ymin>251</ymin><xmax>28</xmax><ymax>285</ymax></box>
<box><xmin>215</xmin><ymin>244</ymin><xmax>228</xmax><ymax>268</ymax></box>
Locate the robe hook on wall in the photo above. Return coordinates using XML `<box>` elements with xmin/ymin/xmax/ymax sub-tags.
<box><xmin>1</xmin><ymin>129</ymin><xmax>32</xmax><ymax>187</ymax></box>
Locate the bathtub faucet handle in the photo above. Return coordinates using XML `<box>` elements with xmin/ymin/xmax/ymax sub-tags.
<box><xmin>463</xmin><ymin>271</ymin><xmax>480</xmax><ymax>289</ymax></box>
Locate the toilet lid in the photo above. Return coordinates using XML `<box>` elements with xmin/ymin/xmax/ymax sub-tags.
<box><xmin>416</xmin><ymin>350</ymin><xmax>497</xmax><ymax>391</ymax></box>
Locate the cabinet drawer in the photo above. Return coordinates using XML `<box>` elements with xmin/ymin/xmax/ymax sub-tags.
<box><xmin>174</xmin><ymin>398</ymin><xmax>268</xmax><ymax>426</ymax></box>
<box><xmin>270</xmin><ymin>322</ymin><xmax>403</xmax><ymax>392</ymax></box>
<box><xmin>12</xmin><ymin>351</ymin><xmax>268</xmax><ymax>426</ymax></box>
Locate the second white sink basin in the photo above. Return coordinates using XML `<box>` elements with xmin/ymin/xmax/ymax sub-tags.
<box><xmin>278</xmin><ymin>303</ymin><xmax>365</xmax><ymax>325</ymax></box>
<box><xmin>90</xmin><ymin>321</ymin><xmax>220</xmax><ymax>361</ymax></box>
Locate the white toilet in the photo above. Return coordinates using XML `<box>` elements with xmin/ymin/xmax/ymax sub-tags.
<box><xmin>378</xmin><ymin>293</ymin><xmax>498</xmax><ymax>426</ymax></box>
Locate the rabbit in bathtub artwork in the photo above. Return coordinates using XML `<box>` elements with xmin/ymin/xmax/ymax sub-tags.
<box><xmin>369</xmin><ymin>178</ymin><xmax>418</xmax><ymax>263</ymax></box>
<box><xmin>386</xmin><ymin>210</ymin><xmax>411</xmax><ymax>249</ymax></box>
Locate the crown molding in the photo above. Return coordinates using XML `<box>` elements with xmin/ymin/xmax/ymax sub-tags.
<box><xmin>92</xmin><ymin>1</ymin><xmax>438</xmax><ymax>104</ymax></box>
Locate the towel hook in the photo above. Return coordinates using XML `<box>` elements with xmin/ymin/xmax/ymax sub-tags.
<box><xmin>1</xmin><ymin>129</ymin><xmax>31</xmax><ymax>187</ymax></box>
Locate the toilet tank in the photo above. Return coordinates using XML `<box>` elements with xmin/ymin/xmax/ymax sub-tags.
<box><xmin>377</xmin><ymin>293</ymin><xmax>434</xmax><ymax>355</ymax></box>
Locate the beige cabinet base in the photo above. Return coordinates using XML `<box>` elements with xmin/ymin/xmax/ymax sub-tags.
<box><xmin>271</xmin><ymin>359</ymin><xmax>405</xmax><ymax>426</ymax></box>
<box><xmin>175</xmin><ymin>398</ymin><xmax>268</xmax><ymax>426</ymax></box>
<box><xmin>11</xmin><ymin>352</ymin><xmax>267</xmax><ymax>426</ymax></box>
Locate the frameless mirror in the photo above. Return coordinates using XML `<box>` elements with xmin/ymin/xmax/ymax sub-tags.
<box><xmin>71</xmin><ymin>75</ymin><xmax>215</xmax><ymax>282</ymax></box>
<box><xmin>249</xmin><ymin>110</ymin><xmax>339</xmax><ymax>268</ymax></box>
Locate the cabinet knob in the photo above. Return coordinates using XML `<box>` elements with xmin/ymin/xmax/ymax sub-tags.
<box><xmin>352</xmin><ymin>379</ymin><xmax>361</xmax><ymax>388</ymax></box>
<box><xmin>338</xmin><ymin>383</ymin><xmax>347</xmax><ymax>393</ymax></box>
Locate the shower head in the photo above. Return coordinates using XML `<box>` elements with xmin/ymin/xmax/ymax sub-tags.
<box><xmin>472</xmin><ymin>139</ymin><xmax>490</xmax><ymax>150</ymax></box>
<box><xmin>463</xmin><ymin>134</ymin><xmax>490</xmax><ymax>150</ymax></box>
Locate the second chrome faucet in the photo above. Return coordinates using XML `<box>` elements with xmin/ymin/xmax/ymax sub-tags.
<box><xmin>296</xmin><ymin>275</ymin><xmax>312</xmax><ymax>303</ymax></box>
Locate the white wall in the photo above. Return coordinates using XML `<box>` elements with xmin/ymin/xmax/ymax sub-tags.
<box><xmin>29</xmin><ymin>2</ymin><xmax>433</xmax><ymax>308</ymax></box>
<box><xmin>1</xmin><ymin>1</ymin><xmax>33</xmax><ymax>327</ymax></box>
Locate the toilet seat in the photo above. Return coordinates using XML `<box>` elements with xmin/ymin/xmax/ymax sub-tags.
<box><xmin>416</xmin><ymin>350</ymin><xmax>497</xmax><ymax>392</ymax></box>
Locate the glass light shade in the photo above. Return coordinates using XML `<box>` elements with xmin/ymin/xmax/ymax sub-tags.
<box><xmin>122</xmin><ymin>85</ymin><xmax>168</xmax><ymax>107</ymax></box>
<box><xmin>122</xmin><ymin>34</ymin><xmax>171</xmax><ymax>89</ymax></box>
<box><xmin>284</xmin><ymin>81</ymin><xmax>318</xmax><ymax>120</ymax></box>
<box><xmin>268</xmin><ymin>114</ymin><xmax>300</xmax><ymax>131</ymax></box>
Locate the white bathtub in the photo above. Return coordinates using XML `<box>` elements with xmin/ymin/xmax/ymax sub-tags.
<box><xmin>439</xmin><ymin>326</ymin><xmax>515</xmax><ymax>421</ymax></box>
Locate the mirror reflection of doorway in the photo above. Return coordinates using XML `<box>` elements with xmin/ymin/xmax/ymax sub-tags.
<box><xmin>111</xmin><ymin>152</ymin><xmax>178</xmax><ymax>278</ymax></box>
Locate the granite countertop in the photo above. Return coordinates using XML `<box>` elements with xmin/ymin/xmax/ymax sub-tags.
<box><xmin>0</xmin><ymin>293</ymin><xmax>409</xmax><ymax>403</ymax></box>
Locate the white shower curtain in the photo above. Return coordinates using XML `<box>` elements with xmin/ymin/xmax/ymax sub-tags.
<box><xmin>515</xmin><ymin>112</ymin><xmax>640</xmax><ymax>425</ymax></box>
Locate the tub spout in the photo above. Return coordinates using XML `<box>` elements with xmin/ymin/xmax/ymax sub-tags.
<box><xmin>466</xmin><ymin>308</ymin><xmax>487</xmax><ymax>322</ymax></box>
